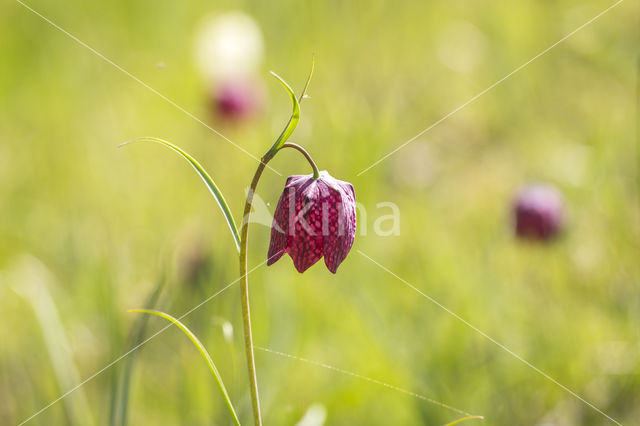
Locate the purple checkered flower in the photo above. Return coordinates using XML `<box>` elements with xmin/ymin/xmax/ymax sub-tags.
<box><xmin>212</xmin><ymin>79</ymin><xmax>262</xmax><ymax>121</ymax></box>
<box><xmin>513</xmin><ymin>184</ymin><xmax>564</xmax><ymax>241</ymax></box>
<box><xmin>267</xmin><ymin>171</ymin><xmax>356</xmax><ymax>273</ymax></box>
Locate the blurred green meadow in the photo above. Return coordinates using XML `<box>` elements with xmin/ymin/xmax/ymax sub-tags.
<box><xmin>1</xmin><ymin>0</ymin><xmax>639</xmax><ymax>424</ymax></box>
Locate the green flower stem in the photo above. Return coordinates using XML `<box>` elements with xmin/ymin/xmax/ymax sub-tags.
<box><xmin>281</xmin><ymin>143</ymin><xmax>320</xmax><ymax>179</ymax></box>
<box><xmin>239</xmin><ymin>143</ymin><xmax>320</xmax><ymax>425</ymax></box>
<box><xmin>239</xmin><ymin>155</ymin><xmax>270</xmax><ymax>426</ymax></box>
<box><xmin>240</xmin><ymin>60</ymin><xmax>316</xmax><ymax>426</ymax></box>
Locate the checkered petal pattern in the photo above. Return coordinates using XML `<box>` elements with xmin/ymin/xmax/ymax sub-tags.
<box><xmin>267</xmin><ymin>171</ymin><xmax>356</xmax><ymax>273</ymax></box>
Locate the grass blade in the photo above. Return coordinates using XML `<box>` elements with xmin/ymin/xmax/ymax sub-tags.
<box><xmin>119</xmin><ymin>137</ymin><xmax>241</xmax><ymax>253</ymax></box>
<box><xmin>128</xmin><ymin>309</ymin><xmax>240</xmax><ymax>426</ymax></box>
<box><xmin>109</xmin><ymin>278</ymin><xmax>165</xmax><ymax>426</ymax></box>
<box><xmin>444</xmin><ymin>415</ymin><xmax>484</xmax><ymax>426</ymax></box>
<box><xmin>298</xmin><ymin>54</ymin><xmax>315</xmax><ymax>103</ymax></box>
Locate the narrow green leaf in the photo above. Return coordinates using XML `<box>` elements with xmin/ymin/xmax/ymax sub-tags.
<box><xmin>444</xmin><ymin>415</ymin><xmax>484</xmax><ymax>426</ymax></box>
<box><xmin>298</xmin><ymin>54</ymin><xmax>315</xmax><ymax>103</ymax></box>
<box><xmin>266</xmin><ymin>71</ymin><xmax>300</xmax><ymax>153</ymax></box>
<box><xmin>120</xmin><ymin>137</ymin><xmax>241</xmax><ymax>253</ymax></box>
<box><xmin>110</xmin><ymin>278</ymin><xmax>165</xmax><ymax>426</ymax></box>
<box><xmin>128</xmin><ymin>309</ymin><xmax>241</xmax><ymax>426</ymax></box>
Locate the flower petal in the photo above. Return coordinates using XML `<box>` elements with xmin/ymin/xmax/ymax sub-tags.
<box><xmin>267</xmin><ymin>182</ymin><xmax>292</xmax><ymax>265</ymax></box>
<box><xmin>323</xmin><ymin>182</ymin><xmax>356</xmax><ymax>273</ymax></box>
<box><xmin>288</xmin><ymin>190</ymin><xmax>324</xmax><ymax>273</ymax></box>
<box><xmin>268</xmin><ymin>172</ymin><xmax>356</xmax><ymax>274</ymax></box>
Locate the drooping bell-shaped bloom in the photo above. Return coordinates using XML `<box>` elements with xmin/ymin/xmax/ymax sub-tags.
<box><xmin>211</xmin><ymin>79</ymin><xmax>264</xmax><ymax>121</ymax></box>
<box><xmin>513</xmin><ymin>183</ymin><xmax>564</xmax><ymax>241</ymax></box>
<box><xmin>267</xmin><ymin>171</ymin><xmax>356</xmax><ymax>273</ymax></box>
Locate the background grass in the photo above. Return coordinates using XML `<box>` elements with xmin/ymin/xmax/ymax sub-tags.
<box><xmin>1</xmin><ymin>0</ymin><xmax>639</xmax><ymax>424</ymax></box>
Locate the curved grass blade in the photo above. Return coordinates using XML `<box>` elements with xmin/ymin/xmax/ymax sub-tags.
<box><xmin>119</xmin><ymin>137</ymin><xmax>241</xmax><ymax>253</ymax></box>
<box><xmin>298</xmin><ymin>54</ymin><xmax>315</xmax><ymax>103</ymax></box>
<box><xmin>444</xmin><ymin>415</ymin><xmax>484</xmax><ymax>426</ymax></box>
<box><xmin>110</xmin><ymin>278</ymin><xmax>165</xmax><ymax>426</ymax></box>
<box><xmin>128</xmin><ymin>309</ymin><xmax>240</xmax><ymax>426</ymax></box>
<box><xmin>266</xmin><ymin>71</ymin><xmax>300</xmax><ymax>153</ymax></box>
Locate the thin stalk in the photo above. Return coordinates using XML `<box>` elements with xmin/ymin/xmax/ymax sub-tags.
<box><xmin>240</xmin><ymin>58</ymin><xmax>317</xmax><ymax>426</ymax></box>
<box><xmin>240</xmin><ymin>144</ymin><xmax>319</xmax><ymax>425</ymax></box>
<box><xmin>239</xmin><ymin>155</ymin><xmax>270</xmax><ymax>426</ymax></box>
<box><xmin>281</xmin><ymin>143</ymin><xmax>320</xmax><ymax>179</ymax></box>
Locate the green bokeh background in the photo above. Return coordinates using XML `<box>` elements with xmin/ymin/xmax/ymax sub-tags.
<box><xmin>1</xmin><ymin>0</ymin><xmax>639</xmax><ymax>424</ymax></box>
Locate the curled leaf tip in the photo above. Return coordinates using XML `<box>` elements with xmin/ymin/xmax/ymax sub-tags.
<box><xmin>269</xmin><ymin>70</ymin><xmax>286</xmax><ymax>83</ymax></box>
<box><xmin>118</xmin><ymin>137</ymin><xmax>158</xmax><ymax>148</ymax></box>
<box><xmin>118</xmin><ymin>139</ymin><xmax>138</xmax><ymax>148</ymax></box>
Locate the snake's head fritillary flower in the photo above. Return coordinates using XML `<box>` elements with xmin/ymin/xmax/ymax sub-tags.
<box><xmin>513</xmin><ymin>184</ymin><xmax>564</xmax><ymax>241</ymax></box>
<box><xmin>267</xmin><ymin>171</ymin><xmax>356</xmax><ymax>273</ymax></box>
<box><xmin>212</xmin><ymin>79</ymin><xmax>263</xmax><ymax>121</ymax></box>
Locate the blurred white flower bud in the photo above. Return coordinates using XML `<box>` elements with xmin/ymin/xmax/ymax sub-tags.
<box><xmin>295</xmin><ymin>403</ymin><xmax>326</xmax><ymax>426</ymax></box>
<box><xmin>194</xmin><ymin>11</ymin><xmax>265</xmax><ymax>85</ymax></box>
<box><xmin>221</xmin><ymin>321</ymin><xmax>234</xmax><ymax>342</ymax></box>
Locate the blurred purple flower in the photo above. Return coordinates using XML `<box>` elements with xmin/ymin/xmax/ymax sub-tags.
<box><xmin>211</xmin><ymin>79</ymin><xmax>262</xmax><ymax>121</ymax></box>
<box><xmin>267</xmin><ymin>171</ymin><xmax>356</xmax><ymax>273</ymax></box>
<box><xmin>513</xmin><ymin>184</ymin><xmax>564</xmax><ymax>241</ymax></box>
